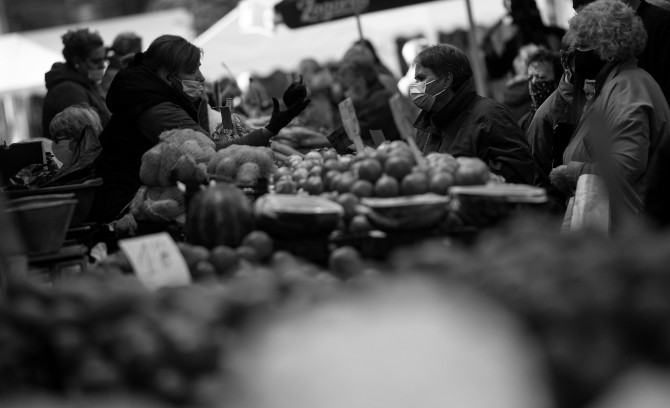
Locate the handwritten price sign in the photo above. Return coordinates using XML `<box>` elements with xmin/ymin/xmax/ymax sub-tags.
<box><xmin>119</xmin><ymin>233</ymin><xmax>191</xmax><ymax>290</ymax></box>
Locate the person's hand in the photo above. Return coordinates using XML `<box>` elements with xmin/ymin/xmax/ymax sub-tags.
<box><xmin>549</xmin><ymin>165</ymin><xmax>570</xmax><ymax>193</ymax></box>
<box><xmin>265</xmin><ymin>97</ymin><xmax>311</xmax><ymax>135</ymax></box>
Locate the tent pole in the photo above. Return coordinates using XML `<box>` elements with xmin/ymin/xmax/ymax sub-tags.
<box><xmin>464</xmin><ymin>0</ymin><xmax>488</xmax><ymax>97</ymax></box>
<box><xmin>355</xmin><ymin>11</ymin><xmax>364</xmax><ymax>40</ymax></box>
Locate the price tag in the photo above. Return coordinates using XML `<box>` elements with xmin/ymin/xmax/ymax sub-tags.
<box><xmin>389</xmin><ymin>94</ymin><xmax>426</xmax><ymax>166</ymax></box>
<box><xmin>118</xmin><ymin>233</ymin><xmax>191</xmax><ymax>290</ymax></box>
<box><xmin>369</xmin><ymin>129</ymin><xmax>386</xmax><ymax>147</ymax></box>
<box><xmin>338</xmin><ymin>98</ymin><xmax>366</xmax><ymax>153</ymax></box>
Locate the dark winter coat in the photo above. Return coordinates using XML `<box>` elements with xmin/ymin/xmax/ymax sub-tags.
<box><xmin>413</xmin><ymin>78</ymin><xmax>537</xmax><ymax>184</ymax></box>
<box><xmin>93</xmin><ymin>61</ymin><xmax>210</xmax><ymax>223</ymax></box>
<box><xmin>42</xmin><ymin>62</ymin><xmax>111</xmax><ymax>138</ymax></box>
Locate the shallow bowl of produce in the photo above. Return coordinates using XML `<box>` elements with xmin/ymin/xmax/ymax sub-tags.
<box><xmin>254</xmin><ymin>193</ymin><xmax>345</xmax><ymax>238</ymax></box>
<box><xmin>359</xmin><ymin>193</ymin><xmax>450</xmax><ymax>232</ymax></box>
<box><xmin>448</xmin><ymin>184</ymin><xmax>548</xmax><ymax>227</ymax></box>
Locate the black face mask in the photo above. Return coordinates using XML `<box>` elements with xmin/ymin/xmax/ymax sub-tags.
<box><xmin>573</xmin><ymin>49</ymin><xmax>607</xmax><ymax>80</ymax></box>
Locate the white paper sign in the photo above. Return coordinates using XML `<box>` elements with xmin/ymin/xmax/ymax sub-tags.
<box><xmin>119</xmin><ymin>233</ymin><xmax>191</xmax><ymax>290</ymax></box>
<box><xmin>338</xmin><ymin>98</ymin><xmax>366</xmax><ymax>153</ymax></box>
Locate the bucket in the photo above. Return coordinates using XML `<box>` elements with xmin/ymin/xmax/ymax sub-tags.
<box><xmin>5</xmin><ymin>199</ymin><xmax>78</xmax><ymax>256</ymax></box>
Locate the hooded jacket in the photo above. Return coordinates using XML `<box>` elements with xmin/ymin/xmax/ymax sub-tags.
<box><xmin>42</xmin><ymin>63</ymin><xmax>111</xmax><ymax>138</ymax></box>
<box><xmin>413</xmin><ymin>77</ymin><xmax>536</xmax><ymax>184</ymax></box>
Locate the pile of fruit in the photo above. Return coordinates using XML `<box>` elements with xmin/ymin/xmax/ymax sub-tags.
<box><xmin>273</xmin><ymin>141</ymin><xmax>491</xmax><ymax>198</ymax></box>
<box><xmin>4</xmin><ymin>215</ymin><xmax>670</xmax><ymax>408</ymax></box>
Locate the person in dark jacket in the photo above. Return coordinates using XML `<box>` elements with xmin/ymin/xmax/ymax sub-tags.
<box><xmin>411</xmin><ymin>44</ymin><xmax>537</xmax><ymax>184</ymax></box>
<box><xmin>526</xmin><ymin>33</ymin><xmax>579</xmax><ymax>212</ymax></box>
<box><xmin>42</xmin><ymin>28</ymin><xmax>111</xmax><ymax>138</ymax></box>
<box><xmin>101</xmin><ymin>32</ymin><xmax>143</xmax><ymax>97</ymax></box>
<box><xmin>93</xmin><ymin>35</ymin><xmax>309</xmax><ymax>223</ymax></box>
<box><xmin>337</xmin><ymin>56</ymin><xmax>401</xmax><ymax>145</ymax></box>
<box><xmin>518</xmin><ymin>48</ymin><xmax>562</xmax><ymax>132</ymax></box>
<box><xmin>482</xmin><ymin>0</ymin><xmax>565</xmax><ymax>81</ymax></box>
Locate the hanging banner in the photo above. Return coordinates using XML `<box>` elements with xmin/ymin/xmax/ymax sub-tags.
<box><xmin>274</xmin><ymin>0</ymin><xmax>441</xmax><ymax>28</ymax></box>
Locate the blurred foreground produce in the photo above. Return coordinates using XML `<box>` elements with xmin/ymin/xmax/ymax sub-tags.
<box><xmin>3</xmin><ymin>216</ymin><xmax>670</xmax><ymax>408</ymax></box>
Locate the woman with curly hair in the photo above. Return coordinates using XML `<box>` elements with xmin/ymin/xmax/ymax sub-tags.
<box><xmin>549</xmin><ymin>0</ymin><xmax>670</xmax><ymax>228</ymax></box>
<box><xmin>42</xmin><ymin>28</ymin><xmax>111</xmax><ymax>138</ymax></box>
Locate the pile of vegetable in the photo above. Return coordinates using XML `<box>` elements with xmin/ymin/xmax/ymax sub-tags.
<box><xmin>114</xmin><ymin>129</ymin><xmax>217</xmax><ymax>234</ymax></box>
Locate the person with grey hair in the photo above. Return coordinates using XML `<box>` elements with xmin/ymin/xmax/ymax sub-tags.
<box><xmin>572</xmin><ymin>0</ymin><xmax>670</xmax><ymax>105</ymax></box>
<box><xmin>550</xmin><ymin>0</ymin><xmax>670</xmax><ymax>228</ymax></box>
<box><xmin>411</xmin><ymin>43</ymin><xmax>537</xmax><ymax>184</ymax></box>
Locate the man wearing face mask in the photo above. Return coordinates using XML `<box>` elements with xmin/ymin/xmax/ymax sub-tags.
<box><xmin>412</xmin><ymin>44</ymin><xmax>537</xmax><ymax>185</ymax></box>
<box><xmin>336</xmin><ymin>56</ymin><xmax>401</xmax><ymax>145</ymax></box>
<box><xmin>93</xmin><ymin>35</ymin><xmax>309</xmax><ymax>223</ymax></box>
<box><xmin>518</xmin><ymin>49</ymin><xmax>562</xmax><ymax>133</ymax></box>
<box><xmin>42</xmin><ymin>28</ymin><xmax>111</xmax><ymax>138</ymax></box>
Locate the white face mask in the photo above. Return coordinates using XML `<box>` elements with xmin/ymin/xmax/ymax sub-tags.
<box><xmin>409</xmin><ymin>75</ymin><xmax>448</xmax><ymax>112</ymax></box>
<box><xmin>52</xmin><ymin>140</ymin><xmax>74</xmax><ymax>166</ymax></box>
<box><xmin>181</xmin><ymin>79</ymin><xmax>205</xmax><ymax>99</ymax></box>
<box><xmin>88</xmin><ymin>68</ymin><xmax>105</xmax><ymax>85</ymax></box>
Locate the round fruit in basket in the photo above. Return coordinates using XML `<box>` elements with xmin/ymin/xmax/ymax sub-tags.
<box><xmin>359</xmin><ymin>193</ymin><xmax>450</xmax><ymax>232</ymax></box>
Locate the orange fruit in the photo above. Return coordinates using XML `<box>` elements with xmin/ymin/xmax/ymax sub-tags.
<box><xmin>357</xmin><ymin>158</ymin><xmax>384</xmax><ymax>182</ymax></box>
<box><xmin>401</xmin><ymin>172</ymin><xmax>429</xmax><ymax>195</ymax></box>
<box><xmin>349</xmin><ymin>214</ymin><xmax>374</xmax><ymax>233</ymax></box>
<box><xmin>273</xmin><ymin>166</ymin><xmax>293</xmax><ymax>182</ymax></box>
<box><xmin>336</xmin><ymin>192</ymin><xmax>359</xmax><ymax>221</ymax></box>
<box><xmin>274</xmin><ymin>178</ymin><xmax>297</xmax><ymax>194</ymax></box>
<box><xmin>323</xmin><ymin>158</ymin><xmax>344</xmax><ymax>172</ymax></box>
<box><xmin>374</xmin><ymin>174</ymin><xmax>400</xmax><ymax>197</ymax></box>
<box><xmin>335</xmin><ymin>171</ymin><xmax>356</xmax><ymax>194</ymax></box>
<box><xmin>303</xmin><ymin>175</ymin><xmax>324</xmax><ymax>195</ymax></box>
<box><xmin>350</xmin><ymin>179</ymin><xmax>374</xmax><ymax>198</ymax></box>
<box><xmin>328</xmin><ymin>245</ymin><xmax>365</xmax><ymax>280</ymax></box>
<box><xmin>236</xmin><ymin>245</ymin><xmax>260</xmax><ymax>263</ymax></box>
<box><xmin>208</xmin><ymin>245</ymin><xmax>240</xmax><ymax>277</ymax></box>
<box><xmin>384</xmin><ymin>156</ymin><xmax>413</xmax><ymax>180</ymax></box>
<box><xmin>241</xmin><ymin>230</ymin><xmax>274</xmax><ymax>262</ymax></box>
<box><xmin>428</xmin><ymin>172</ymin><xmax>455</xmax><ymax>195</ymax></box>
<box><xmin>321</xmin><ymin>149</ymin><xmax>338</xmax><ymax>161</ymax></box>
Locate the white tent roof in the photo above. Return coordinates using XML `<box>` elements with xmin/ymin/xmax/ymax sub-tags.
<box><xmin>0</xmin><ymin>34</ymin><xmax>62</xmax><ymax>95</ymax></box>
<box><xmin>194</xmin><ymin>0</ymin><xmax>509</xmax><ymax>81</ymax></box>
<box><xmin>21</xmin><ymin>8</ymin><xmax>196</xmax><ymax>63</ymax></box>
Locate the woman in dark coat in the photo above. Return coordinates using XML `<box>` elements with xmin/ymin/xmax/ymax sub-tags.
<box><xmin>42</xmin><ymin>28</ymin><xmax>111</xmax><ymax>138</ymax></box>
<box><xmin>93</xmin><ymin>35</ymin><xmax>309</xmax><ymax>223</ymax></box>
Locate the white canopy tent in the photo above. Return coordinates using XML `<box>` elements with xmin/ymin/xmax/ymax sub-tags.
<box><xmin>0</xmin><ymin>34</ymin><xmax>62</xmax><ymax>96</ymax></box>
<box><xmin>194</xmin><ymin>0</ymin><xmax>510</xmax><ymax>82</ymax></box>
<box><xmin>195</xmin><ymin>0</ymin><xmax>573</xmax><ymax>86</ymax></box>
<box><xmin>21</xmin><ymin>8</ymin><xmax>196</xmax><ymax>60</ymax></box>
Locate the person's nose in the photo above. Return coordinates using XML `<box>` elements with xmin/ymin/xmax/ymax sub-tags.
<box><xmin>196</xmin><ymin>69</ymin><xmax>205</xmax><ymax>82</ymax></box>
